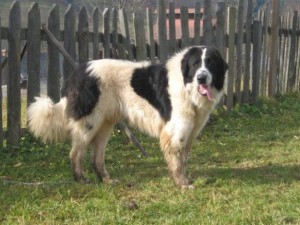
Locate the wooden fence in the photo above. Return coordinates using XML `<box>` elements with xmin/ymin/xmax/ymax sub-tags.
<box><xmin>0</xmin><ymin>0</ymin><xmax>300</xmax><ymax>147</ymax></box>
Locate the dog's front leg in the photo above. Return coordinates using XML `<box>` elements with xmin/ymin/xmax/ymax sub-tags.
<box><xmin>160</xmin><ymin>128</ymin><xmax>194</xmax><ymax>189</ymax></box>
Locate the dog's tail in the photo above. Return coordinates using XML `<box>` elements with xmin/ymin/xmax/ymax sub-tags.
<box><xmin>27</xmin><ymin>97</ymin><xmax>69</xmax><ymax>143</ymax></box>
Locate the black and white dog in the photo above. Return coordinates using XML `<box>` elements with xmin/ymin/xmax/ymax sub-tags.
<box><xmin>28</xmin><ymin>46</ymin><xmax>228</xmax><ymax>189</ymax></box>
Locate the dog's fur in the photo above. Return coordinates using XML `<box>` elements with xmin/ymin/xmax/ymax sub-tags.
<box><xmin>28</xmin><ymin>46</ymin><xmax>228</xmax><ymax>189</ymax></box>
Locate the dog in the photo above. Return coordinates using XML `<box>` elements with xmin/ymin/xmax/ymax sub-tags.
<box><xmin>28</xmin><ymin>46</ymin><xmax>228</xmax><ymax>189</ymax></box>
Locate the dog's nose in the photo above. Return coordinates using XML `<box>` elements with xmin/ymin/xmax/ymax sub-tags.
<box><xmin>197</xmin><ymin>72</ymin><xmax>208</xmax><ymax>84</ymax></box>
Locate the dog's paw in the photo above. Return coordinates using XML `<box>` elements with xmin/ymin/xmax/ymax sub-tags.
<box><xmin>181</xmin><ymin>184</ymin><xmax>195</xmax><ymax>190</ymax></box>
<box><xmin>103</xmin><ymin>178</ymin><xmax>120</xmax><ymax>185</ymax></box>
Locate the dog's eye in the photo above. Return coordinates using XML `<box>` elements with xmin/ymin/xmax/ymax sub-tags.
<box><xmin>193</xmin><ymin>62</ymin><xmax>199</xmax><ymax>67</ymax></box>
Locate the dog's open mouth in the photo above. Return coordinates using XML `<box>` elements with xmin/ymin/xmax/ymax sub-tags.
<box><xmin>198</xmin><ymin>84</ymin><xmax>212</xmax><ymax>101</ymax></box>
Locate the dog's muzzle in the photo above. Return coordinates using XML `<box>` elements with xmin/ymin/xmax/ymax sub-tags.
<box><xmin>197</xmin><ymin>71</ymin><xmax>213</xmax><ymax>101</ymax></box>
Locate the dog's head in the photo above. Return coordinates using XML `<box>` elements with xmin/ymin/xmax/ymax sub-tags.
<box><xmin>181</xmin><ymin>46</ymin><xmax>228</xmax><ymax>104</ymax></box>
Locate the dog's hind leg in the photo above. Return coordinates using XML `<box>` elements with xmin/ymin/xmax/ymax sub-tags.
<box><xmin>70</xmin><ymin>139</ymin><xmax>90</xmax><ymax>183</ymax></box>
<box><xmin>91</xmin><ymin>122</ymin><xmax>118</xmax><ymax>184</ymax></box>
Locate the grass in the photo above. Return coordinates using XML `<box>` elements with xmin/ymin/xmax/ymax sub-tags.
<box><xmin>1</xmin><ymin>93</ymin><xmax>300</xmax><ymax>224</ymax></box>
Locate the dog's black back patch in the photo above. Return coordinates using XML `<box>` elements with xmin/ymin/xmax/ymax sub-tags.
<box><xmin>62</xmin><ymin>63</ymin><xmax>101</xmax><ymax>120</ymax></box>
<box><xmin>131</xmin><ymin>64</ymin><xmax>172</xmax><ymax>121</ymax></box>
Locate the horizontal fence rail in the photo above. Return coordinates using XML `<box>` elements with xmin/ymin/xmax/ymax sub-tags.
<box><xmin>0</xmin><ymin>0</ymin><xmax>300</xmax><ymax>147</ymax></box>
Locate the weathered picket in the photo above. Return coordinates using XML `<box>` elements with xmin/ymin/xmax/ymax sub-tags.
<box><xmin>1</xmin><ymin>0</ymin><xmax>300</xmax><ymax>147</ymax></box>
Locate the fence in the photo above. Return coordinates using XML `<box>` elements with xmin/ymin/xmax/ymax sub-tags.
<box><xmin>0</xmin><ymin>0</ymin><xmax>300</xmax><ymax>147</ymax></box>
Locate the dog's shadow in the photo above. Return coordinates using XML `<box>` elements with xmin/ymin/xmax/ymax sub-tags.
<box><xmin>189</xmin><ymin>164</ymin><xmax>300</xmax><ymax>186</ymax></box>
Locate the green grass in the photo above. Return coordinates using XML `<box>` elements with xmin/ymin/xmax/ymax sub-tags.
<box><xmin>1</xmin><ymin>93</ymin><xmax>300</xmax><ymax>224</ymax></box>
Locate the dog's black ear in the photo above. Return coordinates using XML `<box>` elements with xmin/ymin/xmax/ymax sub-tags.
<box><xmin>181</xmin><ymin>56</ymin><xmax>189</xmax><ymax>81</ymax></box>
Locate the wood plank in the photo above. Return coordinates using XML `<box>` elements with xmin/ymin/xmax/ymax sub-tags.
<box><xmin>111</xmin><ymin>8</ymin><xmax>118</xmax><ymax>59</ymax></box>
<box><xmin>7</xmin><ymin>1</ymin><xmax>21</xmax><ymax>147</ymax></box>
<box><xmin>287</xmin><ymin>11</ymin><xmax>298</xmax><ymax>91</ymax></box>
<box><xmin>103</xmin><ymin>8</ymin><xmax>110</xmax><ymax>58</ymax></box>
<box><xmin>92</xmin><ymin>7</ymin><xmax>100</xmax><ymax>59</ymax></box>
<box><xmin>252</xmin><ymin>20</ymin><xmax>262</xmax><ymax>103</ymax></box>
<box><xmin>226</xmin><ymin>7</ymin><xmax>236</xmax><ymax>110</ymax></box>
<box><xmin>78</xmin><ymin>7</ymin><xmax>89</xmax><ymax>63</ymax></box>
<box><xmin>169</xmin><ymin>0</ymin><xmax>177</xmax><ymax>54</ymax></box>
<box><xmin>194</xmin><ymin>0</ymin><xmax>201</xmax><ymax>45</ymax></box>
<box><xmin>47</xmin><ymin>4</ymin><xmax>60</xmax><ymax>103</ymax></box>
<box><xmin>133</xmin><ymin>12</ymin><xmax>147</xmax><ymax>60</ymax></box>
<box><xmin>63</xmin><ymin>4</ymin><xmax>76</xmax><ymax>84</ymax></box>
<box><xmin>27</xmin><ymin>3</ymin><xmax>41</xmax><ymax>106</ymax></box>
<box><xmin>146</xmin><ymin>8</ymin><xmax>155</xmax><ymax>62</ymax></box>
<box><xmin>268</xmin><ymin>0</ymin><xmax>280</xmax><ymax>96</ymax></box>
<box><xmin>118</xmin><ymin>9</ymin><xmax>133</xmax><ymax>60</ymax></box>
<box><xmin>180</xmin><ymin>6</ymin><xmax>189</xmax><ymax>48</ymax></box>
<box><xmin>236</xmin><ymin>0</ymin><xmax>244</xmax><ymax>105</ymax></box>
<box><xmin>243</xmin><ymin>0</ymin><xmax>252</xmax><ymax>103</ymax></box>
<box><xmin>215</xmin><ymin>2</ymin><xmax>225</xmax><ymax>57</ymax></box>
<box><xmin>157</xmin><ymin>0</ymin><xmax>167</xmax><ymax>62</ymax></box>
<box><xmin>203</xmin><ymin>0</ymin><xmax>212</xmax><ymax>45</ymax></box>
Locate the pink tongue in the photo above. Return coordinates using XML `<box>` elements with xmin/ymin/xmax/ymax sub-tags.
<box><xmin>199</xmin><ymin>85</ymin><xmax>212</xmax><ymax>101</ymax></box>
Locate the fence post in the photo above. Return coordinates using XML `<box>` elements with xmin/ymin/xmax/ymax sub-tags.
<box><xmin>47</xmin><ymin>4</ymin><xmax>60</xmax><ymax>103</ymax></box>
<box><xmin>268</xmin><ymin>0</ymin><xmax>280</xmax><ymax>97</ymax></box>
<box><xmin>118</xmin><ymin>9</ymin><xmax>133</xmax><ymax>60</ymax></box>
<box><xmin>226</xmin><ymin>6</ymin><xmax>236</xmax><ymax>110</ymax></box>
<box><xmin>236</xmin><ymin>0</ymin><xmax>244</xmax><ymax>105</ymax></box>
<box><xmin>27</xmin><ymin>3</ymin><xmax>41</xmax><ymax>106</ymax></box>
<box><xmin>180</xmin><ymin>6</ymin><xmax>190</xmax><ymax>48</ymax></box>
<box><xmin>103</xmin><ymin>8</ymin><xmax>111</xmax><ymax>59</ymax></box>
<box><xmin>0</xmin><ymin>10</ymin><xmax>3</xmax><ymax>147</ymax></box>
<box><xmin>78</xmin><ymin>7</ymin><xmax>89</xmax><ymax>64</ymax></box>
<box><xmin>216</xmin><ymin>1</ymin><xmax>226</xmax><ymax>57</ymax></box>
<box><xmin>7</xmin><ymin>1</ymin><xmax>21</xmax><ymax>149</ymax></box>
<box><xmin>133</xmin><ymin>12</ymin><xmax>147</xmax><ymax>60</ymax></box>
<box><xmin>287</xmin><ymin>11</ymin><xmax>298</xmax><ymax>92</ymax></box>
<box><xmin>92</xmin><ymin>7</ymin><xmax>100</xmax><ymax>60</ymax></box>
<box><xmin>157</xmin><ymin>0</ymin><xmax>167</xmax><ymax>62</ymax></box>
<box><xmin>111</xmin><ymin>8</ymin><xmax>118</xmax><ymax>59</ymax></box>
<box><xmin>252</xmin><ymin>21</ymin><xmax>263</xmax><ymax>103</ymax></box>
<box><xmin>203</xmin><ymin>0</ymin><xmax>212</xmax><ymax>45</ymax></box>
<box><xmin>194</xmin><ymin>0</ymin><xmax>201</xmax><ymax>45</ymax></box>
<box><xmin>169</xmin><ymin>0</ymin><xmax>177</xmax><ymax>54</ymax></box>
<box><xmin>243</xmin><ymin>0</ymin><xmax>253</xmax><ymax>103</ymax></box>
<box><xmin>146</xmin><ymin>8</ymin><xmax>155</xmax><ymax>62</ymax></box>
<box><xmin>64</xmin><ymin>4</ymin><xmax>76</xmax><ymax>83</ymax></box>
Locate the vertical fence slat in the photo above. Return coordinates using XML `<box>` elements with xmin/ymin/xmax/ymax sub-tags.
<box><xmin>0</xmin><ymin>10</ymin><xmax>3</xmax><ymax>146</ymax></box>
<box><xmin>243</xmin><ymin>0</ymin><xmax>253</xmax><ymax>103</ymax></box>
<box><xmin>111</xmin><ymin>8</ymin><xmax>118</xmax><ymax>59</ymax></box>
<box><xmin>268</xmin><ymin>0</ymin><xmax>280</xmax><ymax>96</ymax></box>
<box><xmin>7</xmin><ymin>1</ymin><xmax>21</xmax><ymax>148</ymax></box>
<box><xmin>180</xmin><ymin>6</ymin><xmax>189</xmax><ymax>48</ymax></box>
<box><xmin>92</xmin><ymin>7</ymin><xmax>100</xmax><ymax>60</ymax></box>
<box><xmin>226</xmin><ymin>7</ymin><xmax>236</xmax><ymax>110</ymax></box>
<box><xmin>236</xmin><ymin>0</ymin><xmax>244</xmax><ymax>105</ymax></box>
<box><xmin>260</xmin><ymin>4</ymin><xmax>271</xmax><ymax>96</ymax></box>
<box><xmin>216</xmin><ymin>1</ymin><xmax>225</xmax><ymax>57</ymax></box>
<box><xmin>252</xmin><ymin>21</ymin><xmax>263</xmax><ymax>103</ymax></box>
<box><xmin>157</xmin><ymin>0</ymin><xmax>167</xmax><ymax>62</ymax></box>
<box><xmin>78</xmin><ymin>7</ymin><xmax>89</xmax><ymax>63</ymax></box>
<box><xmin>27</xmin><ymin>3</ymin><xmax>41</xmax><ymax>106</ymax></box>
<box><xmin>169</xmin><ymin>0</ymin><xmax>177</xmax><ymax>54</ymax></box>
<box><xmin>103</xmin><ymin>8</ymin><xmax>110</xmax><ymax>58</ymax></box>
<box><xmin>203</xmin><ymin>0</ymin><xmax>212</xmax><ymax>45</ymax></box>
<box><xmin>134</xmin><ymin>12</ymin><xmax>147</xmax><ymax>61</ymax></box>
<box><xmin>47</xmin><ymin>4</ymin><xmax>60</xmax><ymax>102</ymax></box>
<box><xmin>146</xmin><ymin>8</ymin><xmax>155</xmax><ymax>62</ymax></box>
<box><xmin>63</xmin><ymin>4</ymin><xmax>76</xmax><ymax>84</ymax></box>
<box><xmin>118</xmin><ymin>9</ymin><xmax>133</xmax><ymax>60</ymax></box>
<box><xmin>194</xmin><ymin>0</ymin><xmax>201</xmax><ymax>45</ymax></box>
<box><xmin>287</xmin><ymin>11</ymin><xmax>298</xmax><ymax>91</ymax></box>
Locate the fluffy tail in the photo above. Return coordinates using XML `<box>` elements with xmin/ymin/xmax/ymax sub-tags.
<box><xmin>27</xmin><ymin>97</ymin><xmax>69</xmax><ymax>143</ymax></box>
